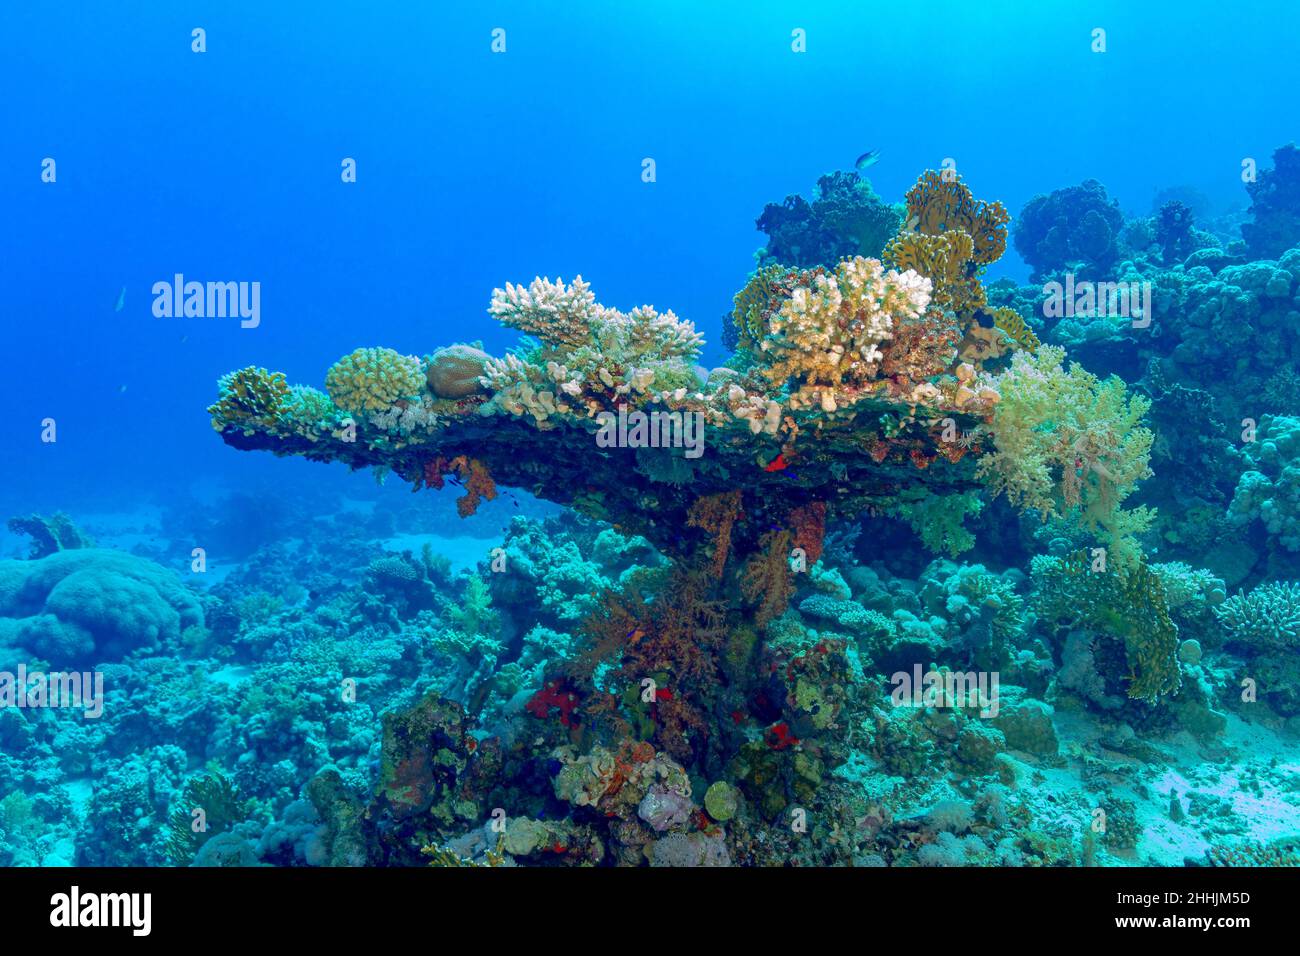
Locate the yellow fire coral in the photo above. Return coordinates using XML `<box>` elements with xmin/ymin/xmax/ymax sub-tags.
<box><xmin>758</xmin><ymin>256</ymin><xmax>932</xmax><ymax>412</ymax></box>
<box><xmin>207</xmin><ymin>366</ymin><xmax>291</xmax><ymax>434</ymax></box>
<box><xmin>731</xmin><ymin>264</ymin><xmax>794</xmax><ymax>351</ymax></box>
<box><xmin>325</xmin><ymin>347</ymin><xmax>425</xmax><ymax>418</ymax></box>
<box><xmin>976</xmin><ymin>346</ymin><xmax>1154</xmax><ymax>566</ymax></box>
<box><xmin>904</xmin><ymin>170</ymin><xmax>1011</xmax><ymax>265</ymax></box>
<box><xmin>884</xmin><ymin>231</ymin><xmax>986</xmax><ymax>316</ymax></box>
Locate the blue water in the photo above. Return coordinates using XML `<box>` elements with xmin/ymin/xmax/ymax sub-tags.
<box><xmin>4</xmin><ymin>0</ymin><xmax>1297</xmax><ymax>511</ymax></box>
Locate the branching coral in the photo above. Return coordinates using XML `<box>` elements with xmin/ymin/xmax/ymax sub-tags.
<box><xmin>758</xmin><ymin>256</ymin><xmax>933</xmax><ymax>411</ymax></box>
<box><xmin>1214</xmin><ymin>582</ymin><xmax>1300</xmax><ymax>648</ymax></box>
<box><xmin>325</xmin><ymin>347</ymin><xmax>426</xmax><ymax>419</ymax></box>
<box><xmin>480</xmin><ymin>276</ymin><xmax>704</xmax><ymax>425</ymax></box>
<box><xmin>977</xmin><ymin>346</ymin><xmax>1154</xmax><ymax>565</ymax></box>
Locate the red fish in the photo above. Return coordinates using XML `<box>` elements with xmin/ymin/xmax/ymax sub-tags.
<box><xmin>764</xmin><ymin>454</ymin><xmax>789</xmax><ymax>472</ymax></box>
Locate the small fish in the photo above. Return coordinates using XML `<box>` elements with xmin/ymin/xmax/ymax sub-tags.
<box><xmin>764</xmin><ymin>453</ymin><xmax>789</xmax><ymax>472</ymax></box>
<box><xmin>119</xmin><ymin>384</ymin><xmax>128</xmax><ymax>394</ymax></box>
<box><xmin>114</xmin><ymin>287</ymin><xmax>126</xmax><ymax>312</ymax></box>
<box><xmin>854</xmin><ymin>149</ymin><xmax>881</xmax><ymax>171</ymax></box>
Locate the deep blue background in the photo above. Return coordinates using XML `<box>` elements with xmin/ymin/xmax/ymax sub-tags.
<box><xmin>2</xmin><ymin>0</ymin><xmax>1296</xmax><ymax>512</ymax></box>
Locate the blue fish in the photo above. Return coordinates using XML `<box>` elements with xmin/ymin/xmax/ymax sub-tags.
<box><xmin>854</xmin><ymin>149</ymin><xmax>880</xmax><ymax>171</ymax></box>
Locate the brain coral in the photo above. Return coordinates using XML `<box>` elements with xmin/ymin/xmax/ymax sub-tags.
<box><xmin>325</xmin><ymin>347</ymin><xmax>425</xmax><ymax>417</ymax></box>
<box><xmin>426</xmin><ymin>344</ymin><xmax>491</xmax><ymax>399</ymax></box>
<box><xmin>0</xmin><ymin>549</ymin><xmax>204</xmax><ymax>664</ymax></box>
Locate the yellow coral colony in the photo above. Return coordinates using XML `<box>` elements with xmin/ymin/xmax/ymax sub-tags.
<box><xmin>325</xmin><ymin>347</ymin><xmax>426</xmax><ymax>418</ymax></box>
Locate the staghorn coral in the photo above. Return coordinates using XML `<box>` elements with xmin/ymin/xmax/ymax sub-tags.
<box><xmin>325</xmin><ymin>347</ymin><xmax>426</xmax><ymax>419</ymax></box>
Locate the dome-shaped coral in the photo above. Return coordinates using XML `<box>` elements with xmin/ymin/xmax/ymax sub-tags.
<box><xmin>426</xmin><ymin>344</ymin><xmax>491</xmax><ymax>399</ymax></box>
<box><xmin>0</xmin><ymin>549</ymin><xmax>204</xmax><ymax>664</ymax></box>
<box><xmin>325</xmin><ymin>347</ymin><xmax>425</xmax><ymax>417</ymax></box>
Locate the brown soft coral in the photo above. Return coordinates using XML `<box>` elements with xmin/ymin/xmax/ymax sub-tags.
<box><xmin>904</xmin><ymin>170</ymin><xmax>1011</xmax><ymax>265</ymax></box>
<box><xmin>741</xmin><ymin>530</ymin><xmax>795</xmax><ymax>627</ymax></box>
<box><xmin>570</xmin><ymin>570</ymin><xmax>729</xmax><ymax>763</ymax></box>
<box><xmin>687</xmin><ymin>490</ymin><xmax>745</xmax><ymax>579</ymax></box>
<box><xmin>786</xmin><ymin>502</ymin><xmax>827</xmax><ymax>566</ymax></box>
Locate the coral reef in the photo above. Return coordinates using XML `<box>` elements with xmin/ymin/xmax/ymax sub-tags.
<box><xmin>755</xmin><ymin>170</ymin><xmax>903</xmax><ymax>269</ymax></box>
<box><xmin>1243</xmin><ymin>143</ymin><xmax>1300</xmax><ymax>259</ymax></box>
<box><xmin>1014</xmin><ymin>179</ymin><xmax>1125</xmax><ymax>281</ymax></box>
